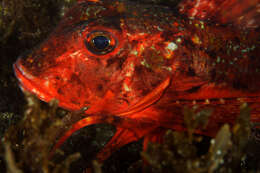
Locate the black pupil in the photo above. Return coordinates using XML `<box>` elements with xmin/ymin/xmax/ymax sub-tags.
<box><xmin>92</xmin><ymin>36</ymin><xmax>110</xmax><ymax>50</ymax></box>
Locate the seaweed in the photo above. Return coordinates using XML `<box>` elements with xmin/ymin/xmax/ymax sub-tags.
<box><xmin>141</xmin><ymin>103</ymin><xmax>260</xmax><ymax>173</ymax></box>
<box><xmin>0</xmin><ymin>92</ymin><xmax>113</xmax><ymax>173</ymax></box>
<box><xmin>2</xmin><ymin>93</ymin><xmax>259</xmax><ymax>173</ymax></box>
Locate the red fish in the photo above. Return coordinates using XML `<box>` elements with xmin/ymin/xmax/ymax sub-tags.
<box><xmin>13</xmin><ymin>0</ymin><xmax>260</xmax><ymax>162</ymax></box>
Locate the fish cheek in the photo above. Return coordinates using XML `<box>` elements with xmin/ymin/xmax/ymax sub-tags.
<box><xmin>78</xmin><ymin>64</ymin><xmax>109</xmax><ymax>98</ymax></box>
<box><xmin>56</xmin><ymin>73</ymin><xmax>90</xmax><ymax>106</ymax></box>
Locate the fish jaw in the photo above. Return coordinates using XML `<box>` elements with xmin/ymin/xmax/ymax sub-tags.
<box><xmin>14</xmin><ymin>57</ymin><xmax>84</xmax><ymax>111</ymax></box>
<box><xmin>13</xmin><ymin>46</ymin><xmax>125</xmax><ymax>113</ymax></box>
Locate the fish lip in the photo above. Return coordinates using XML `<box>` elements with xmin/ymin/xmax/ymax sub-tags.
<box><xmin>13</xmin><ymin>58</ymin><xmax>34</xmax><ymax>81</ymax></box>
<box><xmin>13</xmin><ymin>58</ymin><xmax>53</xmax><ymax>102</ymax></box>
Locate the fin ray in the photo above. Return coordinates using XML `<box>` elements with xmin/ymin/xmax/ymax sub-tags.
<box><xmin>179</xmin><ymin>0</ymin><xmax>260</xmax><ymax>29</ymax></box>
<box><xmin>50</xmin><ymin>115</ymin><xmax>105</xmax><ymax>157</ymax></box>
<box><xmin>117</xmin><ymin>77</ymin><xmax>170</xmax><ymax>116</ymax></box>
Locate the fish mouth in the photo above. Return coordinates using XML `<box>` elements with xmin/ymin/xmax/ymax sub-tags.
<box><xmin>13</xmin><ymin>58</ymin><xmax>82</xmax><ymax>111</ymax></box>
<box><xmin>13</xmin><ymin>58</ymin><xmax>53</xmax><ymax>102</ymax></box>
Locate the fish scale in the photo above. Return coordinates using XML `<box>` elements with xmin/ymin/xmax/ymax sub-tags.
<box><xmin>13</xmin><ymin>0</ymin><xmax>260</xmax><ymax>164</ymax></box>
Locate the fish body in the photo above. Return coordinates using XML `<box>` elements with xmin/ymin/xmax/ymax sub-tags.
<box><xmin>13</xmin><ymin>0</ymin><xmax>260</xmax><ymax>161</ymax></box>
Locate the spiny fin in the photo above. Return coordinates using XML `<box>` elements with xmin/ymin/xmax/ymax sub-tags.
<box><xmin>96</xmin><ymin>127</ymin><xmax>153</xmax><ymax>162</ymax></box>
<box><xmin>179</xmin><ymin>0</ymin><xmax>260</xmax><ymax>29</ymax></box>
<box><xmin>95</xmin><ymin>128</ymin><xmax>138</xmax><ymax>162</ymax></box>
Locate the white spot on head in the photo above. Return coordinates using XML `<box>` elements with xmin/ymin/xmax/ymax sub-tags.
<box><xmin>70</xmin><ymin>50</ymin><xmax>82</xmax><ymax>58</ymax></box>
<box><xmin>141</xmin><ymin>59</ymin><xmax>150</xmax><ymax>68</ymax></box>
<box><xmin>125</xmin><ymin>63</ymin><xmax>135</xmax><ymax>77</ymax></box>
<box><xmin>157</xmin><ymin>26</ymin><xmax>164</xmax><ymax>31</ymax></box>
<box><xmin>162</xmin><ymin>66</ymin><xmax>172</xmax><ymax>72</ymax></box>
<box><xmin>176</xmin><ymin>38</ymin><xmax>182</xmax><ymax>43</ymax></box>
<box><xmin>130</xmin><ymin>50</ymin><xmax>138</xmax><ymax>56</ymax></box>
<box><xmin>191</xmin><ymin>0</ymin><xmax>201</xmax><ymax>16</ymax></box>
<box><xmin>123</xmin><ymin>83</ymin><xmax>131</xmax><ymax>92</ymax></box>
<box><xmin>44</xmin><ymin>80</ymin><xmax>50</xmax><ymax>87</ymax></box>
<box><xmin>166</xmin><ymin>42</ymin><xmax>178</xmax><ymax>51</ymax></box>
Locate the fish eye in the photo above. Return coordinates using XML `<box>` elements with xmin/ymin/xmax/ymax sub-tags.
<box><xmin>93</xmin><ymin>36</ymin><xmax>109</xmax><ymax>50</ymax></box>
<box><xmin>85</xmin><ymin>31</ymin><xmax>117</xmax><ymax>55</ymax></box>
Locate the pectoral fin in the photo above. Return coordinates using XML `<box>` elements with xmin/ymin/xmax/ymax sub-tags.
<box><xmin>117</xmin><ymin>77</ymin><xmax>171</xmax><ymax>117</ymax></box>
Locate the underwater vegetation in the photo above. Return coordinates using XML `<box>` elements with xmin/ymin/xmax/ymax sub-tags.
<box><xmin>1</xmin><ymin>93</ymin><xmax>260</xmax><ymax>173</ymax></box>
<box><xmin>0</xmin><ymin>0</ymin><xmax>260</xmax><ymax>173</ymax></box>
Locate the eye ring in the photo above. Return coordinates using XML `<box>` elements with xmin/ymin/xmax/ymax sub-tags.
<box><xmin>85</xmin><ymin>31</ymin><xmax>117</xmax><ymax>55</ymax></box>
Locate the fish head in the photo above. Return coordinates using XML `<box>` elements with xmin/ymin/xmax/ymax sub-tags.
<box><xmin>13</xmin><ymin>0</ymin><xmax>175</xmax><ymax>113</ymax></box>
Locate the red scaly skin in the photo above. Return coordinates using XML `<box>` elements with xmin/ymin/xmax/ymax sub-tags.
<box><xmin>13</xmin><ymin>0</ymin><xmax>260</xmax><ymax>162</ymax></box>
